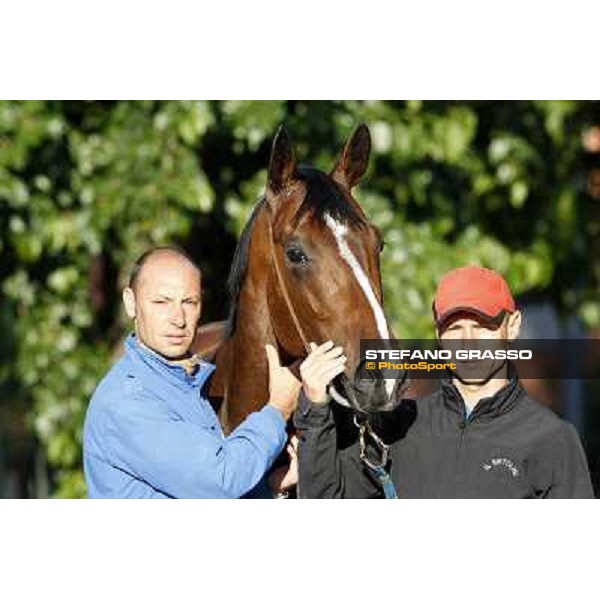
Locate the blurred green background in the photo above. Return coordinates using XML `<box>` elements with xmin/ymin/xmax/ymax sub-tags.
<box><xmin>1</xmin><ymin>100</ymin><xmax>599</xmax><ymax>497</ymax></box>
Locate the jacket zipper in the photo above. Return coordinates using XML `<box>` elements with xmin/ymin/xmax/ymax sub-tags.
<box><xmin>455</xmin><ymin>410</ymin><xmax>472</xmax><ymax>492</ymax></box>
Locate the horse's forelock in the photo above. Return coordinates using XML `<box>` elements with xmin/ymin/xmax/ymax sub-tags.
<box><xmin>293</xmin><ymin>166</ymin><xmax>367</xmax><ymax>231</ymax></box>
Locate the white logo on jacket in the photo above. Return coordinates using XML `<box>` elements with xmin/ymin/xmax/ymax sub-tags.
<box><xmin>482</xmin><ymin>457</ymin><xmax>520</xmax><ymax>478</ymax></box>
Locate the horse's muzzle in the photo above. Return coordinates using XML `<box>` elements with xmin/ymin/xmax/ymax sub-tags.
<box><xmin>330</xmin><ymin>360</ymin><xmax>408</xmax><ymax>413</ymax></box>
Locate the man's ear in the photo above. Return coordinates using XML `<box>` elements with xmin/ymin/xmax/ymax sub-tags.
<box><xmin>123</xmin><ymin>287</ymin><xmax>137</xmax><ymax>320</ymax></box>
<box><xmin>506</xmin><ymin>310</ymin><xmax>522</xmax><ymax>341</ymax></box>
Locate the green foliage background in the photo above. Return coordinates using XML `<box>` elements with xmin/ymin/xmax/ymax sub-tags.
<box><xmin>1</xmin><ymin>100</ymin><xmax>598</xmax><ymax>497</ymax></box>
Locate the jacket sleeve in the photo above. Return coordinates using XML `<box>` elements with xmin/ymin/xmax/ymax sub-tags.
<box><xmin>546</xmin><ymin>423</ymin><xmax>595</xmax><ymax>499</ymax></box>
<box><xmin>294</xmin><ymin>392</ymin><xmax>382</xmax><ymax>499</ymax></box>
<box><xmin>103</xmin><ymin>391</ymin><xmax>287</xmax><ymax>499</ymax></box>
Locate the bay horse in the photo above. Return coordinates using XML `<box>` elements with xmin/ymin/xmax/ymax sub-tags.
<box><xmin>196</xmin><ymin>124</ymin><xmax>406</xmax><ymax>435</ymax></box>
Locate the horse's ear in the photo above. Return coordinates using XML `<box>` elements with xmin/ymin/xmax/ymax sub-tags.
<box><xmin>266</xmin><ymin>125</ymin><xmax>297</xmax><ymax>205</ymax></box>
<box><xmin>331</xmin><ymin>123</ymin><xmax>371</xmax><ymax>189</ymax></box>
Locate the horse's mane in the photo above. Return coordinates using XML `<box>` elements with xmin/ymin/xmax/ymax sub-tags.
<box><xmin>225</xmin><ymin>198</ymin><xmax>266</xmax><ymax>338</ymax></box>
<box><xmin>224</xmin><ymin>166</ymin><xmax>367</xmax><ymax>338</ymax></box>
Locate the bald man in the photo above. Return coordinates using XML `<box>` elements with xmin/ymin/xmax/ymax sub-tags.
<box><xmin>83</xmin><ymin>247</ymin><xmax>300</xmax><ymax>498</ymax></box>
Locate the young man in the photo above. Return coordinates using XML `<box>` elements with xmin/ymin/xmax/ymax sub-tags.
<box><xmin>295</xmin><ymin>265</ymin><xmax>594</xmax><ymax>498</ymax></box>
<box><xmin>83</xmin><ymin>247</ymin><xmax>300</xmax><ymax>498</ymax></box>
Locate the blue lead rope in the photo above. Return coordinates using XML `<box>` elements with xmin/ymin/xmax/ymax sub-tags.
<box><xmin>370</xmin><ymin>465</ymin><xmax>398</xmax><ymax>500</ymax></box>
<box><xmin>355</xmin><ymin>416</ymin><xmax>398</xmax><ymax>499</ymax></box>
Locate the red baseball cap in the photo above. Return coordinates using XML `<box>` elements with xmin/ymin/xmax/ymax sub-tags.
<box><xmin>433</xmin><ymin>265</ymin><xmax>516</xmax><ymax>327</ymax></box>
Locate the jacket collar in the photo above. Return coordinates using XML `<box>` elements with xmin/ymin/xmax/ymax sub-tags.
<box><xmin>442</xmin><ymin>367</ymin><xmax>524</xmax><ymax>421</ymax></box>
<box><xmin>124</xmin><ymin>333</ymin><xmax>215</xmax><ymax>392</ymax></box>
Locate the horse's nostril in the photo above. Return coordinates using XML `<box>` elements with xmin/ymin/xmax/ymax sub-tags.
<box><xmin>354</xmin><ymin>359</ymin><xmax>378</xmax><ymax>382</ymax></box>
<box><xmin>349</xmin><ymin>360</ymin><xmax>407</xmax><ymax>413</ymax></box>
<box><xmin>354</xmin><ymin>359</ymin><xmax>390</xmax><ymax>394</ymax></box>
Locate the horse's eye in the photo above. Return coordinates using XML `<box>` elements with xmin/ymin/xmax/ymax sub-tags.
<box><xmin>378</xmin><ymin>239</ymin><xmax>385</xmax><ymax>253</ymax></box>
<box><xmin>285</xmin><ymin>246</ymin><xmax>309</xmax><ymax>266</ymax></box>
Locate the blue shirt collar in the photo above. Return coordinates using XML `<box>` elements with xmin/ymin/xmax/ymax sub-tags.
<box><xmin>124</xmin><ymin>332</ymin><xmax>215</xmax><ymax>390</ymax></box>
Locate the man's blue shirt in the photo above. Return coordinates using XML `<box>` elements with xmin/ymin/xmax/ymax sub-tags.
<box><xmin>83</xmin><ymin>334</ymin><xmax>287</xmax><ymax>498</ymax></box>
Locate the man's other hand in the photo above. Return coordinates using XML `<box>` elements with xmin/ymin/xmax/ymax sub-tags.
<box><xmin>268</xmin><ymin>434</ymin><xmax>299</xmax><ymax>495</ymax></box>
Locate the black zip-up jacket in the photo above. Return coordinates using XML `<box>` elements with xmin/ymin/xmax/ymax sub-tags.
<box><xmin>295</xmin><ymin>377</ymin><xmax>594</xmax><ymax>498</ymax></box>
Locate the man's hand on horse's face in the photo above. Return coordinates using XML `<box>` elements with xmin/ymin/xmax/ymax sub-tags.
<box><xmin>265</xmin><ymin>344</ymin><xmax>301</xmax><ymax>421</ymax></box>
<box><xmin>300</xmin><ymin>341</ymin><xmax>348</xmax><ymax>404</ymax></box>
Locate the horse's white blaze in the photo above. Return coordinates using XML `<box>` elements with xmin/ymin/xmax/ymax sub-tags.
<box><xmin>324</xmin><ymin>214</ymin><xmax>395</xmax><ymax>396</ymax></box>
<box><xmin>324</xmin><ymin>214</ymin><xmax>389</xmax><ymax>339</ymax></box>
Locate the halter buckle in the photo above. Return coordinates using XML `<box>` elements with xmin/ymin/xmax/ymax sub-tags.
<box><xmin>354</xmin><ymin>414</ymin><xmax>390</xmax><ymax>471</ymax></box>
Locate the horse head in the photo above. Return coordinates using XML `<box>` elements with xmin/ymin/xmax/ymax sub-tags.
<box><xmin>257</xmin><ymin>124</ymin><xmax>405</xmax><ymax>414</ymax></box>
